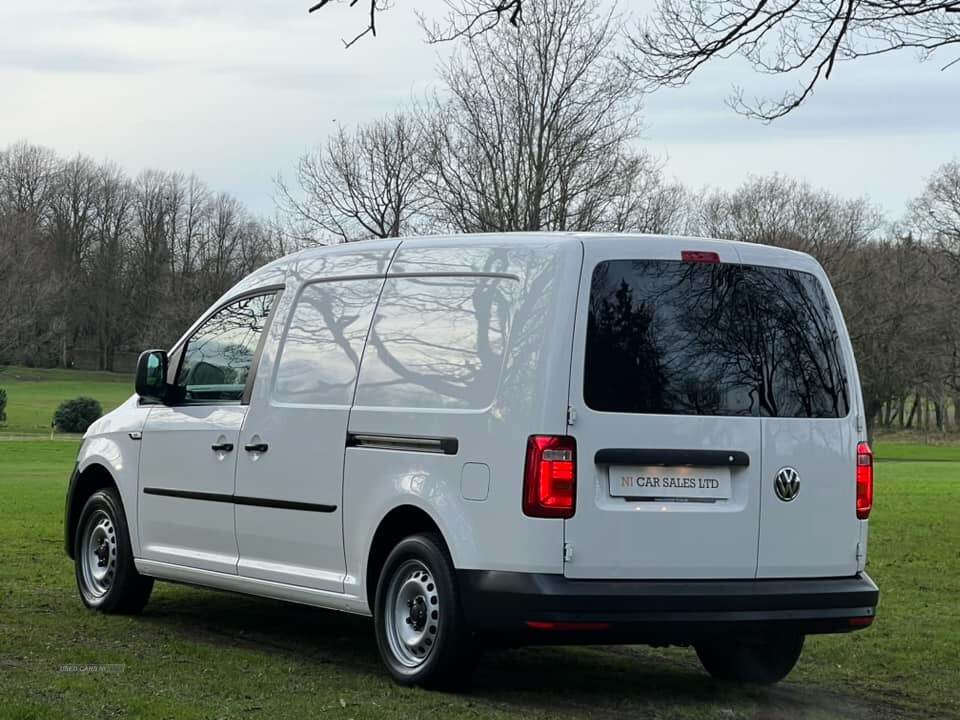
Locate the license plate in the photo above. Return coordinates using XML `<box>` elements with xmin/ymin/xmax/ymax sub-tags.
<box><xmin>609</xmin><ymin>465</ymin><xmax>731</xmax><ymax>500</ymax></box>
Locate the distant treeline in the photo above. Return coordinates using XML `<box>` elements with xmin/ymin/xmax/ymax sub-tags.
<box><xmin>0</xmin><ymin>142</ymin><xmax>291</xmax><ymax>372</ymax></box>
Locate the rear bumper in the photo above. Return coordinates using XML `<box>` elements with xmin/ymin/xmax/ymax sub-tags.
<box><xmin>458</xmin><ymin>571</ymin><xmax>878</xmax><ymax>642</ymax></box>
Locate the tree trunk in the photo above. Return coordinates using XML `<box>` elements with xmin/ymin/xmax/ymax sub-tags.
<box><xmin>865</xmin><ymin>399</ymin><xmax>883</xmax><ymax>433</ymax></box>
<box><xmin>905</xmin><ymin>392</ymin><xmax>921</xmax><ymax>429</ymax></box>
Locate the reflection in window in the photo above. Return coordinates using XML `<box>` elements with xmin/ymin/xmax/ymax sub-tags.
<box><xmin>740</xmin><ymin>267</ymin><xmax>850</xmax><ymax>418</ymax></box>
<box><xmin>355</xmin><ymin>276</ymin><xmax>513</xmax><ymax>410</ymax></box>
<box><xmin>585</xmin><ymin>260</ymin><xmax>848</xmax><ymax>418</ymax></box>
<box><xmin>177</xmin><ymin>294</ymin><xmax>275</xmax><ymax>403</ymax></box>
<box><xmin>273</xmin><ymin>279</ymin><xmax>382</xmax><ymax>406</ymax></box>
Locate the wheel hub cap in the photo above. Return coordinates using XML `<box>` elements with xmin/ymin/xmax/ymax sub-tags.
<box><xmin>384</xmin><ymin>559</ymin><xmax>440</xmax><ymax>669</ymax></box>
<box><xmin>79</xmin><ymin>509</ymin><xmax>117</xmax><ymax>598</ymax></box>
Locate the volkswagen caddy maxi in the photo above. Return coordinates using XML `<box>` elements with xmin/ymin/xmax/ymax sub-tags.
<box><xmin>65</xmin><ymin>233</ymin><xmax>878</xmax><ymax>687</ymax></box>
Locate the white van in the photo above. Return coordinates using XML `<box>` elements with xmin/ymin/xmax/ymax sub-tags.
<box><xmin>65</xmin><ymin>233</ymin><xmax>878</xmax><ymax>687</ymax></box>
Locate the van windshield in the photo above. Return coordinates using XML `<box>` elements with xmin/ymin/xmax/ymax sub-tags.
<box><xmin>584</xmin><ymin>260</ymin><xmax>849</xmax><ymax>418</ymax></box>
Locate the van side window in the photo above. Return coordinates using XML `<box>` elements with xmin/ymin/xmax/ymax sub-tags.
<box><xmin>273</xmin><ymin>279</ymin><xmax>383</xmax><ymax>406</ymax></box>
<box><xmin>175</xmin><ymin>293</ymin><xmax>275</xmax><ymax>404</ymax></box>
<box><xmin>584</xmin><ymin>260</ymin><xmax>848</xmax><ymax>418</ymax></box>
<box><xmin>355</xmin><ymin>276</ymin><xmax>513</xmax><ymax>410</ymax></box>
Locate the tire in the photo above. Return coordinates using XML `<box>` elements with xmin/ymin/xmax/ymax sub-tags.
<box><xmin>695</xmin><ymin>634</ymin><xmax>804</xmax><ymax>684</ymax></box>
<box><xmin>74</xmin><ymin>488</ymin><xmax>153</xmax><ymax>614</ymax></box>
<box><xmin>373</xmin><ymin>533</ymin><xmax>476</xmax><ymax>689</ymax></box>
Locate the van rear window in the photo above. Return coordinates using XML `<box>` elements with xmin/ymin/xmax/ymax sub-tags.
<box><xmin>584</xmin><ymin>260</ymin><xmax>849</xmax><ymax>418</ymax></box>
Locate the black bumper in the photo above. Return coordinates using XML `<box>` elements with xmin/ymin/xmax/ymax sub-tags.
<box><xmin>458</xmin><ymin>571</ymin><xmax>879</xmax><ymax>642</ymax></box>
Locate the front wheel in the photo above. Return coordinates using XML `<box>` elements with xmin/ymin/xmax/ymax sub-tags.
<box><xmin>695</xmin><ymin>634</ymin><xmax>804</xmax><ymax>684</ymax></box>
<box><xmin>75</xmin><ymin>488</ymin><xmax>153</xmax><ymax>614</ymax></box>
<box><xmin>373</xmin><ymin>533</ymin><xmax>475</xmax><ymax>688</ymax></box>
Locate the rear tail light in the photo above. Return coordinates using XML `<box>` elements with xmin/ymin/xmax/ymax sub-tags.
<box><xmin>856</xmin><ymin>441</ymin><xmax>873</xmax><ymax>519</ymax></box>
<box><xmin>523</xmin><ymin>435</ymin><xmax>577</xmax><ymax>519</ymax></box>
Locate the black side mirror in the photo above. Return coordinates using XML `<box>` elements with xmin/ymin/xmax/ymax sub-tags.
<box><xmin>135</xmin><ymin>350</ymin><xmax>169</xmax><ymax>402</ymax></box>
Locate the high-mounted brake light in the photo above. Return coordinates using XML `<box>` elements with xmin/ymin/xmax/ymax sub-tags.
<box><xmin>856</xmin><ymin>441</ymin><xmax>873</xmax><ymax>519</ymax></box>
<box><xmin>523</xmin><ymin>435</ymin><xmax>577</xmax><ymax>519</ymax></box>
<box><xmin>681</xmin><ymin>250</ymin><xmax>721</xmax><ymax>264</ymax></box>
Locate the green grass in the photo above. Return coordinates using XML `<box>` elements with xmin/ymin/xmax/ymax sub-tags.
<box><xmin>872</xmin><ymin>440</ymin><xmax>960</xmax><ymax>462</ymax></box>
<box><xmin>0</xmin><ymin>366</ymin><xmax>133</xmax><ymax>436</ymax></box>
<box><xmin>0</xmin><ymin>439</ymin><xmax>957</xmax><ymax>719</ymax></box>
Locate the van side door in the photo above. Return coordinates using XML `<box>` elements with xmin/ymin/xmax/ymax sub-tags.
<box><xmin>234</xmin><ymin>251</ymin><xmax>393</xmax><ymax>594</ymax></box>
<box><xmin>138</xmin><ymin>292</ymin><xmax>278</xmax><ymax>574</ymax></box>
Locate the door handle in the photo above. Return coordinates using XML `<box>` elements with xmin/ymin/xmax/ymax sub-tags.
<box><xmin>211</xmin><ymin>442</ymin><xmax>234</xmax><ymax>453</ymax></box>
<box><xmin>244</xmin><ymin>443</ymin><xmax>269</xmax><ymax>453</ymax></box>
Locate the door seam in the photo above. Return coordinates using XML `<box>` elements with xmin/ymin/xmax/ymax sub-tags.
<box><xmin>339</xmin><ymin>240</ymin><xmax>404</xmax><ymax>591</ymax></box>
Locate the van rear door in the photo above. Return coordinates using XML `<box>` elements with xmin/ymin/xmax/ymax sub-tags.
<box><xmin>734</xmin><ymin>245</ymin><xmax>861</xmax><ymax>578</ymax></box>
<box><xmin>564</xmin><ymin>238</ymin><xmax>763</xmax><ymax>579</ymax></box>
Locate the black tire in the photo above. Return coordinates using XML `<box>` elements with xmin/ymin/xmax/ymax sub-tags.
<box><xmin>373</xmin><ymin>533</ymin><xmax>476</xmax><ymax>689</ymax></box>
<box><xmin>695</xmin><ymin>634</ymin><xmax>804</xmax><ymax>684</ymax></box>
<box><xmin>74</xmin><ymin>488</ymin><xmax>153</xmax><ymax>614</ymax></box>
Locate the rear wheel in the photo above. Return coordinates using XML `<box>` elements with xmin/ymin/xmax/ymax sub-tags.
<box><xmin>75</xmin><ymin>488</ymin><xmax>153</xmax><ymax>614</ymax></box>
<box><xmin>373</xmin><ymin>533</ymin><xmax>475</xmax><ymax>688</ymax></box>
<box><xmin>695</xmin><ymin>634</ymin><xmax>804</xmax><ymax>684</ymax></box>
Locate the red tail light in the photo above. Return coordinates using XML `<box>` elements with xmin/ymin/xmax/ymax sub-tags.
<box><xmin>856</xmin><ymin>441</ymin><xmax>873</xmax><ymax>519</ymax></box>
<box><xmin>523</xmin><ymin>435</ymin><xmax>576</xmax><ymax>519</ymax></box>
<box><xmin>681</xmin><ymin>250</ymin><xmax>720</xmax><ymax>264</ymax></box>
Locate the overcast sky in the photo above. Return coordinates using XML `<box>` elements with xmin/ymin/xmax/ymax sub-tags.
<box><xmin>1</xmin><ymin>0</ymin><xmax>957</xmax><ymax>221</ymax></box>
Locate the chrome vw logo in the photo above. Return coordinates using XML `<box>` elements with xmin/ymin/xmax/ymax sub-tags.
<box><xmin>774</xmin><ymin>467</ymin><xmax>800</xmax><ymax>502</ymax></box>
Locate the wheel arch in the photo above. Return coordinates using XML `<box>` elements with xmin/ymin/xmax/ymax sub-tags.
<box><xmin>365</xmin><ymin>504</ymin><xmax>448</xmax><ymax>612</ymax></box>
<box><xmin>65</xmin><ymin>463</ymin><xmax>118</xmax><ymax>559</ymax></box>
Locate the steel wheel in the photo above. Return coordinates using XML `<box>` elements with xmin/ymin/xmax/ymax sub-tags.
<box><xmin>383</xmin><ymin>559</ymin><xmax>441</xmax><ymax>669</ymax></box>
<box><xmin>79</xmin><ymin>508</ymin><xmax>118</xmax><ymax>599</ymax></box>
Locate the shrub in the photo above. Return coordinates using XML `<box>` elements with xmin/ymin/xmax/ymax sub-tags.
<box><xmin>0</xmin><ymin>388</ymin><xmax>6</xmax><ymax>423</ymax></box>
<box><xmin>53</xmin><ymin>397</ymin><xmax>102</xmax><ymax>434</ymax></box>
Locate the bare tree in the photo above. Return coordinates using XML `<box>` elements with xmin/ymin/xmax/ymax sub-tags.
<box><xmin>277</xmin><ymin>112</ymin><xmax>431</xmax><ymax>244</ymax></box>
<box><xmin>910</xmin><ymin>161</ymin><xmax>960</xmax><ymax>426</ymax></box>
<box><xmin>0</xmin><ymin>142</ymin><xmax>60</xmax><ymax>363</ymax></box>
<box><xmin>601</xmin><ymin>152</ymin><xmax>690</xmax><ymax>234</ymax></box>
<box><xmin>49</xmin><ymin>155</ymin><xmax>100</xmax><ymax>367</ymax></box>
<box><xmin>421</xmin><ymin>0</ymin><xmax>648</xmax><ymax>233</ymax></box>
<box><xmin>690</xmin><ymin>174</ymin><xmax>883</xmax><ymax>293</ymax></box>
<box><xmin>308</xmin><ymin>0</ymin><xmax>527</xmax><ymax>47</ymax></box>
<box><xmin>85</xmin><ymin>164</ymin><xmax>135</xmax><ymax>371</ymax></box>
<box><xmin>912</xmin><ymin>159</ymin><xmax>960</xmax><ymax>268</ymax></box>
<box><xmin>625</xmin><ymin>0</ymin><xmax>960</xmax><ymax>120</ymax></box>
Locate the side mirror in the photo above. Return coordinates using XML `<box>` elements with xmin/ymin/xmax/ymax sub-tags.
<box><xmin>135</xmin><ymin>350</ymin><xmax>169</xmax><ymax>402</ymax></box>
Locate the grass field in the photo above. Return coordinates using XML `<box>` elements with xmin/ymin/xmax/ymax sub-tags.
<box><xmin>0</xmin><ymin>366</ymin><xmax>958</xmax><ymax>717</ymax></box>
<box><xmin>1</xmin><ymin>438</ymin><xmax>957</xmax><ymax>720</ymax></box>
<box><xmin>0</xmin><ymin>366</ymin><xmax>133</xmax><ymax>436</ymax></box>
